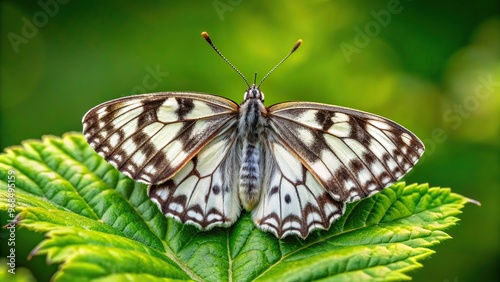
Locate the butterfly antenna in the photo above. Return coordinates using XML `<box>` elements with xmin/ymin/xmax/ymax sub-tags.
<box><xmin>202</xmin><ymin>32</ymin><xmax>250</xmax><ymax>87</ymax></box>
<box><xmin>258</xmin><ymin>39</ymin><xmax>302</xmax><ymax>88</ymax></box>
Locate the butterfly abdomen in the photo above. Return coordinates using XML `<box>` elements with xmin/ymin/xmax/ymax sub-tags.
<box><xmin>239</xmin><ymin>140</ymin><xmax>261</xmax><ymax>210</ymax></box>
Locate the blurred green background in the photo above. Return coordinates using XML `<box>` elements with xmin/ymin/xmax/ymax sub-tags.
<box><xmin>1</xmin><ymin>0</ymin><xmax>498</xmax><ymax>281</ymax></box>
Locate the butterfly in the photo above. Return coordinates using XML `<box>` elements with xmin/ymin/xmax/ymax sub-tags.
<box><xmin>82</xmin><ymin>32</ymin><xmax>424</xmax><ymax>239</ymax></box>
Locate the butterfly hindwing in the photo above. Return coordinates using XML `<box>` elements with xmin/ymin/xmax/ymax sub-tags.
<box><xmin>267</xmin><ymin>102</ymin><xmax>424</xmax><ymax>203</ymax></box>
<box><xmin>148</xmin><ymin>128</ymin><xmax>242</xmax><ymax>229</ymax></box>
<box><xmin>253</xmin><ymin>137</ymin><xmax>345</xmax><ymax>238</ymax></box>
<box><xmin>82</xmin><ymin>92</ymin><xmax>239</xmax><ymax>184</ymax></box>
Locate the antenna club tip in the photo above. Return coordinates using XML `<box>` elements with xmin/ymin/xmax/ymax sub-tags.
<box><xmin>201</xmin><ymin>31</ymin><xmax>212</xmax><ymax>43</ymax></box>
<box><xmin>292</xmin><ymin>39</ymin><xmax>302</xmax><ymax>52</ymax></box>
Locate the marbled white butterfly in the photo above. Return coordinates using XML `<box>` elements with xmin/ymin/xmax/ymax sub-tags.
<box><xmin>82</xmin><ymin>32</ymin><xmax>424</xmax><ymax>239</ymax></box>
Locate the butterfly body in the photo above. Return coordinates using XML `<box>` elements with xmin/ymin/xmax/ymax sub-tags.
<box><xmin>238</xmin><ymin>85</ymin><xmax>267</xmax><ymax>210</ymax></box>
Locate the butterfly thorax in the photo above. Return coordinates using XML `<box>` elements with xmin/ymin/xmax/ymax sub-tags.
<box><xmin>238</xmin><ymin>85</ymin><xmax>267</xmax><ymax>210</ymax></box>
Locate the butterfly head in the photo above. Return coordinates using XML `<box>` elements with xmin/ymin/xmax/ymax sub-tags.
<box><xmin>244</xmin><ymin>84</ymin><xmax>265</xmax><ymax>101</ymax></box>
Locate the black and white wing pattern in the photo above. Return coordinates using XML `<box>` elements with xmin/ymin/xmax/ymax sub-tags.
<box><xmin>83</xmin><ymin>92</ymin><xmax>238</xmax><ymax>184</ymax></box>
<box><xmin>267</xmin><ymin>102</ymin><xmax>425</xmax><ymax>204</ymax></box>
<box><xmin>83</xmin><ymin>92</ymin><xmax>243</xmax><ymax>227</ymax></box>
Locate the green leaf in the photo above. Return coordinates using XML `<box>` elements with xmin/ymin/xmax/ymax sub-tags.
<box><xmin>0</xmin><ymin>133</ymin><xmax>476</xmax><ymax>281</ymax></box>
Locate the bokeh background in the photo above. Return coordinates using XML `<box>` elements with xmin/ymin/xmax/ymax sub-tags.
<box><xmin>1</xmin><ymin>0</ymin><xmax>498</xmax><ymax>281</ymax></box>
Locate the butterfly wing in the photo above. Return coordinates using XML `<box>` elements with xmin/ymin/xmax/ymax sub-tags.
<box><xmin>253</xmin><ymin>136</ymin><xmax>345</xmax><ymax>238</ymax></box>
<box><xmin>82</xmin><ymin>92</ymin><xmax>239</xmax><ymax>184</ymax></box>
<box><xmin>267</xmin><ymin>102</ymin><xmax>425</xmax><ymax>204</ymax></box>
<box><xmin>148</xmin><ymin>128</ymin><xmax>242</xmax><ymax>229</ymax></box>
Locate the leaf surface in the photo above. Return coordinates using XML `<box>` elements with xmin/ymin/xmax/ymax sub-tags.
<box><xmin>0</xmin><ymin>133</ymin><xmax>475</xmax><ymax>281</ymax></box>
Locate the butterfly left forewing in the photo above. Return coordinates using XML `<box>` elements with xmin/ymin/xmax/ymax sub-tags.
<box><xmin>267</xmin><ymin>101</ymin><xmax>424</xmax><ymax>203</ymax></box>
<box><xmin>82</xmin><ymin>92</ymin><xmax>239</xmax><ymax>184</ymax></box>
